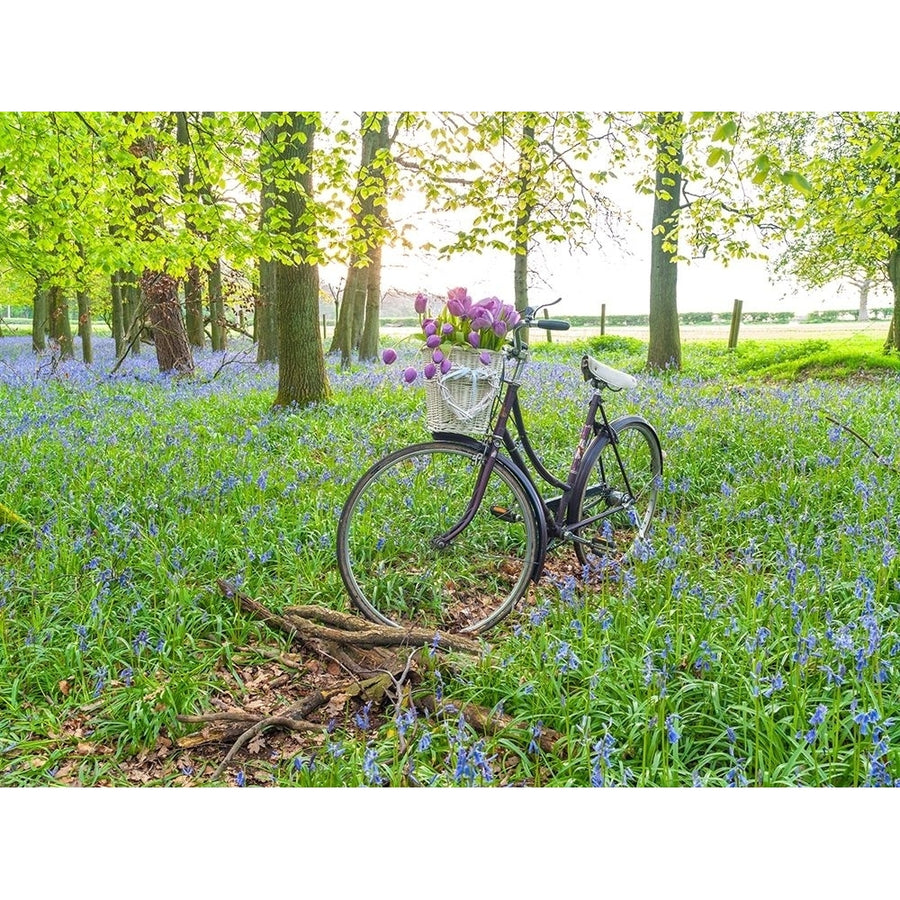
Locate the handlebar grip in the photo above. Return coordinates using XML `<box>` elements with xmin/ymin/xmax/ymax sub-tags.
<box><xmin>534</xmin><ymin>319</ymin><xmax>570</xmax><ymax>331</ymax></box>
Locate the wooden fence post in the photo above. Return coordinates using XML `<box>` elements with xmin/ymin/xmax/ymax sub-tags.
<box><xmin>728</xmin><ymin>299</ymin><xmax>743</xmax><ymax>349</ymax></box>
<box><xmin>600</xmin><ymin>303</ymin><xmax>606</xmax><ymax>336</ymax></box>
<box><xmin>543</xmin><ymin>307</ymin><xmax>552</xmax><ymax>342</ymax></box>
<box><xmin>322</xmin><ymin>314</ymin><xmax>327</xmax><ymax>342</ymax></box>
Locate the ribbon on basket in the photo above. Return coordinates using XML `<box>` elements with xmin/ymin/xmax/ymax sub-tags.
<box><xmin>439</xmin><ymin>362</ymin><xmax>501</xmax><ymax>423</ymax></box>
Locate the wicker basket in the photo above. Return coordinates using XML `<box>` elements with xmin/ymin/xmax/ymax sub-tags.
<box><xmin>423</xmin><ymin>345</ymin><xmax>504</xmax><ymax>436</ymax></box>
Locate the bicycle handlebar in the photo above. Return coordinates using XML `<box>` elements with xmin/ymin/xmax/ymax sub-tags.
<box><xmin>535</xmin><ymin>318</ymin><xmax>570</xmax><ymax>331</ymax></box>
<box><xmin>509</xmin><ymin>298</ymin><xmax>570</xmax><ymax>357</ymax></box>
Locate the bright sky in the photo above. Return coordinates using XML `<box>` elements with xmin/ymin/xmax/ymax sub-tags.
<box><xmin>325</xmin><ymin>188</ymin><xmax>891</xmax><ymax>319</ymax></box>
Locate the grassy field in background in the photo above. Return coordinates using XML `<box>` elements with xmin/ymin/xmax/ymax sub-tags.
<box><xmin>1</xmin><ymin>333</ymin><xmax>899</xmax><ymax>787</ymax></box>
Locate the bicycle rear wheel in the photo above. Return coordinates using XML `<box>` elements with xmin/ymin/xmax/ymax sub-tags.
<box><xmin>337</xmin><ymin>441</ymin><xmax>538</xmax><ymax>634</ymax></box>
<box><xmin>569</xmin><ymin>416</ymin><xmax>662</xmax><ymax>565</ymax></box>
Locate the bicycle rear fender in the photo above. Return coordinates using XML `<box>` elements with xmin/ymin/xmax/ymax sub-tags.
<box><xmin>433</xmin><ymin>433</ymin><xmax>549</xmax><ymax>583</ymax></box>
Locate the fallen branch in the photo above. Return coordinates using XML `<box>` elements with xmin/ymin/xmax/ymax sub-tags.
<box><xmin>817</xmin><ymin>408</ymin><xmax>900</xmax><ymax>474</ymax></box>
<box><xmin>180</xmin><ymin>581</ymin><xmax>550</xmax><ymax>780</ymax></box>
<box><xmin>217</xmin><ymin>579</ymin><xmax>483</xmax><ymax>655</ymax></box>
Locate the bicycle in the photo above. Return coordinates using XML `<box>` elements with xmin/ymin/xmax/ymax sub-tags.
<box><xmin>336</xmin><ymin>299</ymin><xmax>663</xmax><ymax>635</ymax></box>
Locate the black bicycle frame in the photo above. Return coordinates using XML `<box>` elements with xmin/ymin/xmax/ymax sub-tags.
<box><xmin>432</xmin><ymin>365</ymin><xmax>615</xmax><ymax>551</ymax></box>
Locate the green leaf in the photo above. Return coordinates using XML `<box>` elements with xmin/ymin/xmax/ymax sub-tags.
<box><xmin>712</xmin><ymin>120</ymin><xmax>738</xmax><ymax>143</ymax></box>
<box><xmin>781</xmin><ymin>170</ymin><xmax>814</xmax><ymax>196</ymax></box>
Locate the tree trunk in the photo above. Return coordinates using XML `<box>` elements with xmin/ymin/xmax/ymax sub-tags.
<box><xmin>257</xmin><ymin>259</ymin><xmax>279</xmax><ymax>362</ymax></box>
<box><xmin>358</xmin><ymin>245</ymin><xmax>383</xmax><ymax>362</ymax></box>
<box><xmin>143</xmin><ymin>272</ymin><xmax>194</xmax><ymax>374</ymax></box>
<box><xmin>111</xmin><ymin>273</ymin><xmax>125</xmax><ymax>357</ymax></box>
<box><xmin>184</xmin><ymin>265</ymin><xmax>205</xmax><ymax>347</ymax></box>
<box><xmin>32</xmin><ymin>285</ymin><xmax>47</xmax><ymax>352</ymax></box>
<box><xmin>124</xmin><ymin>279</ymin><xmax>142</xmax><ymax>356</ymax></box>
<box><xmin>357</xmin><ymin>114</ymin><xmax>391</xmax><ymax>362</ymax></box>
<box><xmin>176</xmin><ymin>113</ymin><xmax>206</xmax><ymax>349</ymax></box>
<box><xmin>513</xmin><ymin>118</ymin><xmax>536</xmax><ymax>312</ymax></box>
<box><xmin>647</xmin><ymin>112</ymin><xmax>684</xmax><ymax>372</ymax></box>
<box><xmin>128</xmin><ymin>130</ymin><xmax>194</xmax><ymax>372</ymax></box>
<box><xmin>889</xmin><ymin>246</ymin><xmax>900</xmax><ymax>352</ymax></box>
<box><xmin>48</xmin><ymin>286</ymin><xmax>73</xmax><ymax>358</ymax></box>
<box><xmin>858</xmin><ymin>276</ymin><xmax>870</xmax><ymax>322</ymax></box>
<box><xmin>350</xmin><ymin>274</ymin><xmax>366</xmax><ymax>351</ymax></box>
<box><xmin>257</xmin><ymin>116</ymin><xmax>279</xmax><ymax>363</ymax></box>
<box><xmin>77</xmin><ymin>290</ymin><xmax>93</xmax><ymax>364</ymax></box>
<box><xmin>331</xmin><ymin>265</ymin><xmax>365</xmax><ymax>367</ymax></box>
<box><xmin>271</xmin><ymin>113</ymin><xmax>330</xmax><ymax>408</ymax></box>
<box><xmin>209</xmin><ymin>259</ymin><xmax>226</xmax><ymax>351</ymax></box>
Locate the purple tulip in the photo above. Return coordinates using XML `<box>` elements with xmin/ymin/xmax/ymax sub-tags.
<box><xmin>503</xmin><ymin>305</ymin><xmax>521</xmax><ymax>327</ymax></box>
<box><xmin>492</xmin><ymin>320</ymin><xmax>508</xmax><ymax>337</ymax></box>
<box><xmin>381</xmin><ymin>348</ymin><xmax>397</xmax><ymax>365</ymax></box>
<box><xmin>467</xmin><ymin>331</ymin><xmax>480</xmax><ymax>348</ymax></box>
<box><xmin>403</xmin><ymin>367</ymin><xmax>417</xmax><ymax>383</ymax></box>
<box><xmin>423</xmin><ymin>362</ymin><xmax>437</xmax><ymax>379</ymax></box>
<box><xmin>480</xmin><ymin>351</ymin><xmax>492</xmax><ymax>365</ymax></box>
<box><xmin>414</xmin><ymin>293</ymin><xmax>428</xmax><ymax>315</ymax></box>
<box><xmin>478</xmin><ymin>296</ymin><xmax>502</xmax><ymax>317</ymax></box>
<box><xmin>447</xmin><ymin>287</ymin><xmax>472</xmax><ymax>318</ymax></box>
<box><xmin>426</xmin><ymin>333</ymin><xmax>442</xmax><ymax>349</ymax></box>
<box><xmin>441</xmin><ymin>322</ymin><xmax>454</xmax><ymax>335</ymax></box>
<box><xmin>471</xmin><ymin>310</ymin><xmax>494</xmax><ymax>331</ymax></box>
<box><xmin>432</xmin><ymin>349</ymin><xmax>444</xmax><ymax>363</ymax></box>
<box><xmin>440</xmin><ymin>358</ymin><xmax>452</xmax><ymax>375</ymax></box>
<box><xmin>423</xmin><ymin>320</ymin><xmax>437</xmax><ymax>337</ymax></box>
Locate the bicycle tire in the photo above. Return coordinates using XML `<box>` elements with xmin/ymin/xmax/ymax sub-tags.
<box><xmin>337</xmin><ymin>440</ymin><xmax>539</xmax><ymax>634</ymax></box>
<box><xmin>568</xmin><ymin>416</ymin><xmax>662</xmax><ymax>565</ymax></box>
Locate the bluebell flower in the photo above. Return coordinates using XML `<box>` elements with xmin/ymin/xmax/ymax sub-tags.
<box><xmin>354</xmin><ymin>701</ymin><xmax>372</xmax><ymax>731</ymax></box>
<box><xmin>362</xmin><ymin>746</ymin><xmax>383</xmax><ymax>785</ymax></box>
<box><xmin>665</xmin><ymin>715</ymin><xmax>680</xmax><ymax>745</ymax></box>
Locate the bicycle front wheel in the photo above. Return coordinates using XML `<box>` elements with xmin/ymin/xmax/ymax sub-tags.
<box><xmin>337</xmin><ymin>441</ymin><xmax>538</xmax><ymax>634</ymax></box>
<box><xmin>569</xmin><ymin>416</ymin><xmax>662</xmax><ymax>565</ymax></box>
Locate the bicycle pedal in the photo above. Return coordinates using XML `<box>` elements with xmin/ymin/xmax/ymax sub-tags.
<box><xmin>490</xmin><ymin>505</ymin><xmax>520</xmax><ymax>523</ymax></box>
<box><xmin>590</xmin><ymin>538</ymin><xmax>617</xmax><ymax>553</ymax></box>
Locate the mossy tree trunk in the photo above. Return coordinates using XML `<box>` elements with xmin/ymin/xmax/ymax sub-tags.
<box><xmin>647</xmin><ymin>112</ymin><xmax>684</xmax><ymax>372</ymax></box>
<box><xmin>271</xmin><ymin>113</ymin><xmax>329</xmax><ymax>408</ymax></box>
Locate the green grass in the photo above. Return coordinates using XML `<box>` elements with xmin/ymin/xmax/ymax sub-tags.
<box><xmin>1</xmin><ymin>334</ymin><xmax>899</xmax><ymax>786</ymax></box>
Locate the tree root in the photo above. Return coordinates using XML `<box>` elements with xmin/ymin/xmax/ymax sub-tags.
<box><xmin>177</xmin><ymin>582</ymin><xmax>561</xmax><ymax>780</ymax></box>
<box><xmin>217</xmin><ymin>579</ymin><xmax>483</xmax><ymax>655</ymax></box>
